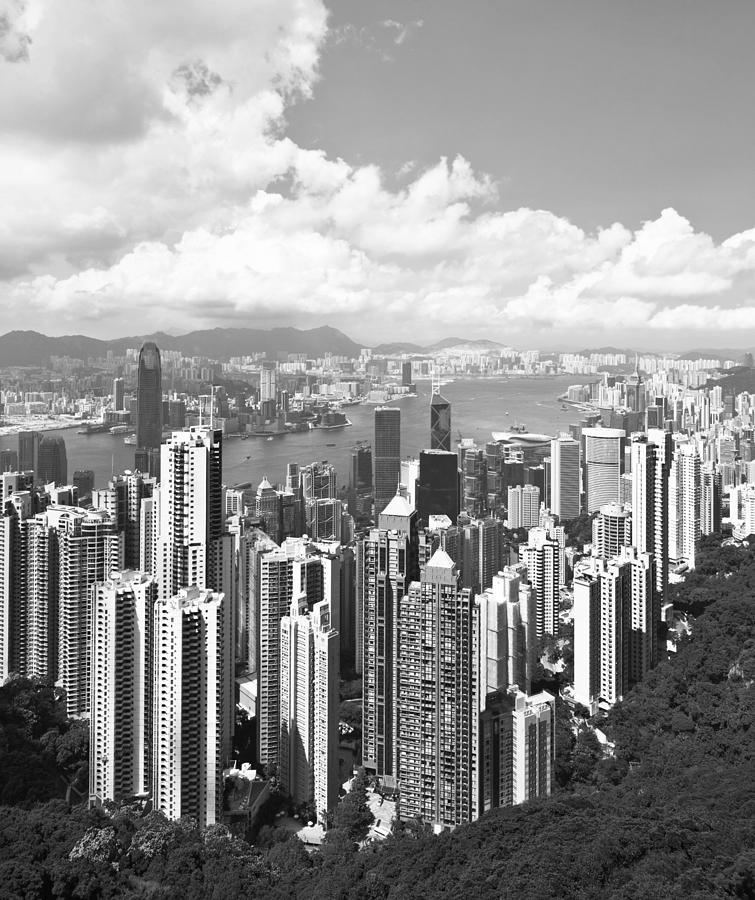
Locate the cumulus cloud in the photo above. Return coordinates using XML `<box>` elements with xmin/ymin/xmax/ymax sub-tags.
<box><xmin>2</xmin><ymin>0</ymin><xmax>755</xmax><ymax>348</ymax></box>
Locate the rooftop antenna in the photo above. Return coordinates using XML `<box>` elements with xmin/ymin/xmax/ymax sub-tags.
<box><xmin>431</xmin><ymin>366</ymin><xmax>441</xmax><ymax>398</ymax></box>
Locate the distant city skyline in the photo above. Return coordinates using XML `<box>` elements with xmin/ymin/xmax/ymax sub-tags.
<box><xmin>3</xmin><ymin>2</ymin><xmax>755</xmax><ymax>348</ymax></box>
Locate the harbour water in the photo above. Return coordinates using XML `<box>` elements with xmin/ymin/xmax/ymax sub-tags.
<box><xmin>15</xmin><ymin>376</ymin><xmax>582</xmax><ymax>491</ymax></box>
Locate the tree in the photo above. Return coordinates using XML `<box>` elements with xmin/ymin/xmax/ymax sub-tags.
<box><xmin>333</xmin><ymin>768</ymin><xmax>374</xmax><ymax>842</ymax></box>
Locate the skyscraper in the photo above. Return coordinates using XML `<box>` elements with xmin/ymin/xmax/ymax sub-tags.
<box><xmin>430</xmin><ymin>392</ymin><xmax>452</xmax><ymax>452</ymax></box>
<box><xmin>668</xmin><ymin>443</ymin><xmax>701</xmax><ymax>571</ymax></box>
<box><xmin>506</xmin><ymin>484</ymin><xmax>540</xmax><ymax>529</ymax></box>
<box><xmin>92</xmin><ymin>471</ymin><xmax>157</xmax><ymax>570</ymax></box>
<box><xmin>374</xmin><ymin>407</ymin><xmax>401</xmax><ymax>514</ymax></box>
<box><xmin>701</xmin><ymin>463</ymin><xmax>722</xmax><ymax>535</ymax></box>
<box><xmin>279</xmin><ymin>596</ymin><xmax>339</xmax><ymax>825</ymax></box>
<box><xmin>136</xmin><ymin>342</ymin><xmax>163</xmax><ymax>452</ymax></box>
<box><xmin>152</xmin><ymin>586</ymin><xmax>229</xmax><ymax>828</ymax></box>
<box><xmin>550</xmin><ymin>436</ymin><xmax>580</xmax><ymax>519</ymax></box>
<box><xmin>396</xmin><ymin>550</ymin><xmax>476</xmax><ymax>828</ymax></box>
<box><xmin>18</xmin><ymin>431</ymin><xmax>40</xmax><ymax>477</ymax></box>
<box><xmin>349</xmin><ymin>443</ymin><xmax>373</xmax><ymax>521</ymax></box>
<box><xmin>416</xmin><ymin>449</ymin><xmax>460</xmax><ymax>525</ymax></box>
<box><xmin>113</xmin><ymin>377</ymin><xmax>125</xmax><ymax>411</ymax></box>
<box><xmin>157</xmin><ymin>427</ymin><xmax>223</xmax><ymax>601</ymax></box>
<box><xmin>361</xmin><ymin>493</ymin><xmax>418</xmax><ymax>779</ymax></box>
<box><xmin>592</xmin><ymin>503</ymin><xmax>632</xmax><ymax>559</ymax></box>
<box><xmin>583</xmin><ymin>427</ymin><xmax>625</xmax><ymax>513</ymax></box>
<box><xmin>300</xmin><ymin>462</ymin><xmax>337</xmax><ymax>501</ymax></box>
<box><xmin>38</xmin><ymin>436</ymin><xmax>68</xmax><ymax>485</ymax></box>
<box><xmin>89</xmin><ymin>570</ymin><xmax>157</xmax><ymax>806</ymax></box>
<box><xmin>520</xmin><ymin>527</ymin><xmax>560</xmax><ymax>638</ymax></box>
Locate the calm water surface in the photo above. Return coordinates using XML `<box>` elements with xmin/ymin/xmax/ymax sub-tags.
<box><xmin>38</xmin><ymin>376</ymin><xmax>582</xmax><ymax>491</ymax></box>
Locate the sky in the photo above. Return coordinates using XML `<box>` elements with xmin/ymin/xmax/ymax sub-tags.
<box><xmin>2</xmin><ymin>0</ymin><xmax>755</xmax><ymax>350</ymax></box>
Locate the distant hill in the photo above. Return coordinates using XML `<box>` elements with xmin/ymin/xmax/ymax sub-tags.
<box><xmin>0</xmin><ymin>326</ymin><xmax>362</xmax><ymax>366</ymax></box>
<box><xmin>371</xmin><ymin>337</ymin><xmax>506</xmax><ymax>355</ymax></box>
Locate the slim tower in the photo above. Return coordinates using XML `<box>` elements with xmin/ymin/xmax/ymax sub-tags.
<box><xmin>136</xmin><ymin>342</ymin><xmax>163</xmax><ymax>452</ymax></box>
<box><xmin>374</xmin><ymin>407</ymin><xmax>401</xmax><ymax>515</ymax></box>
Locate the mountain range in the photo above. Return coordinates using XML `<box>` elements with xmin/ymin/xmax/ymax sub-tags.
<box><xmin>0</xmin><ymin>328</ymin><xmax>506</xmax><ymax>367</ymax></box>
<box><xmin>0</xmin><ymin>327</ymin><xmax>753</xmax><ymax>367</ymax></box>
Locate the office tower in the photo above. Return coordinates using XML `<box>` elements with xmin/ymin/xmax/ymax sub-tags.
<box><xmin>300</xmin><ymin>462</ymin><xmax>337</xmax><ymax>501</ymax></box>
<box><xmin>72</xmin><ymin>470</ymin><xmax>95</xmax><ymax>501</ymax></box>
<box><xmin>476</xmin><ymin>517</ymin><xmax>503</xmax><ymax>592</ymax></box>
<box><xmin>592</xmin><ymin>503</ymin><xmax>632</xmax><ymax>559</ymax></box>
<box><xmin>50</xmin><ymin>506</ymin><xmax>123</xmax><ymax>716</ymax></box>
<box><xmin>93</xmin><ymin>472</ymin><xmax>157</xmax><ymax>570</ymax></box>
<box><xmin>255</xmin><ymin>476</ymin><xmax>283</xmax><ymax>544</ymax></box>
<box><xmin>18</xmin><ymin>431</ymin><xmax>40</xmax><ymax>477</ymax></box>
<box><xmin>260</xmin><ymin>361</ymin><xmax>277</xmax><ymax>403</ymax></box>
<box><xmin>257</xmin><ymin>539</ymin><xmax>339</xmax><ymax>769</ymax></box>
<box><xmin>396</xmin><ymin>550</ymin><xmax>476</xmax><ymax>828</ymax></box>
<box><xmin>38</xmin><ymin>436</ymin><xmax>68</xmax><ymax>485</ymax></box>
<box><xmin>349</xmin><ymin>443</ymin><xmax>373</xmax><ymax>520</ymax></box>
<box><xmin>550</xmin><ymin>436</ymin><xmax>580</xmax><ymax>519</ymax></box>
<box><xmin>279</xmin><ymin>597</ymin><xmax>339</xmax><ymax>825</ymax></box>
<box><xmin>0</xmin><ymin>448</ymin><xmax>18</xmax><ymax>473</ymax></box>
<box><xmin>416</xmin><ymin>449</ymin><xmax>460</xmax><ymax>525</ymax></box>
<box><xmin>506</xmin><ymin>485</ymin><xmax>540</xmax><ymax>529</ymax></box>
<box><xmin>668</xmin><ymin>443</ymin><xmax>701</xmax><ymax>571</ymax></box>
<box><xmin>520</xmin><ymin>527</ymin><xmax>560</xmax><ymax>637</ymax></box>
<box><xmin>157</xmin><ymin>428</ymin><xmax>223</xmax><ymax>601</ymax></box>
<box><xmin>583</xmin><ymin>427</ymin><xmax>625</xmax><ymax>513</ymax></box>
<box><xmin>477</xmin><ymin>688</ymin><xmax>555</xmax><ymax>814</ymax></box>
<box><xmin>152</xmin><ymin>586</ymin><xmax>229</xmax><ymax>828</ymax></box>
<box><xmin>281</xmin><ymin>488</ymin><xmax>305</xmax><ymax>541</ymax></box>
<box><xmin>399</xmin><ymin>457</ymin><xmax>419</xmax><ymax>509</ymax></box>
<box><xmin>361</xmin><ymin>493</ymin><xmax>418</xmax><ymax>779</ymax></box>
<box><xmin>113</xmin><ymin>377</ymin><xmax>125</xmax><ymax>411</ymax></box>
<box><xmin>374</xmin><ymin>407</ymin><xmax>401</xmax><ymax>514</ymax></box>
<box><xmin>136</xmin><ymin>342</ymin><xmax>163</xmax><ymax>452</ymax></box>
<box><xmin>306</xmin><ymin>497</ymin><xmax>342</xmax><ymax>542</ymax></box>
<box><xmin>625</xmin><ymin>359</ymin><xmax>645</xmax><ymax>413</ymax></box>
<box><xmin>89</xmin><ymin>571</ymin><xmax>157</xmax><ymax>805</ymax></box>
<box><xmin>475</xmin><ymin>567</ymin><xmax>536</xmax><ymax>698</ymax></box>
<box><xmin>701</xmin><ymin>463</ymin><xmax>722</xmax><ymax>535</ymax></box>
<box><xmin>463</xmin><ymin>448</ymin><xmax>487</xmax><ymax>517</ymax></box>
<box><xmin>430</xmin><ymin>392</ymin><xmax>452</xmax><ymax>452</ymax></box>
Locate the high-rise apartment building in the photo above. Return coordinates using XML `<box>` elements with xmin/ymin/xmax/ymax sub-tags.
<box><xmin>550</xmin><ymin>436</ymin><xmax>580</xmax><ymax>519</ymax></box>
<box><xmin>89</xmin><ymin>571</ymin><xmax>157</xmax><ymax>806</ymax></box>
<box><xmin>279</xmin><ymin>596</ymin><xmax>339</xmax><ymax>825</ymax></box>
<box><xmin>257</xmin><ymin>538</ymin><xmax>339</xmax><ymax>769</ymax></box>
<box><xmin>583</xmin><ymin>427</ymin><xmax>625</xmax><ymax>513</ymax></box>
<box><xmin>520</xmin><ymin>527</ymin><xmax>560</xmax><ymax>637</ymax></box>
<box><xmin>701</xmin><ymin>463</ymin><xmax>722</xmax><ymax>535</ymax></box>
<box><xmin>92</xmin><ymin>471</ymin><xmax>157</xmax><ymax>570</ymax></box>
<box><xmin>361</xmin><ymin>493</ymin><xmax>418</xmax><ymax>779</ymax></box>
<box><xmin>136</xmin><ymin>342</ymin><xmax>163</xmax><ymax>452</ymax></box>
<box><xmin>396</xmin><ymin>550</ymin><xmax>476</xmax><ymax>829</ymax></box>
<box><xmin>157</xmin><ymin>428</ymin><xmax>223</xmax><ymax>601</ymax></box>
<box><xmin>374</xmin><ymin>407</ymin><xmax>401</xmax><ymax>514</ymax></box>
<box><xmin>477</xmin><ymin>687</ymin><xmax>555</xmax><ymax>813</ymax></box>
<box><xmin>668</xmin><ymin>443</ymin><xmax>701</xmax><ymax>571</ymax></box>
<box><xmin>152</xmin><ymin>586</ymin><xmax>230</xmax><ymax>829</ymax></box>
<box><xmin>55</xmin><ymin>507</ymin><xmax>123</xmax><ymax>716</ymax></box>
<box><xmin>507</xmin><ymin>484</ymin><xmax>540</xmax><ymax>529</ymax></box>
<box><xmin>430</xmin><ymin>392</ymin><xmax>452</xmax><ymax>452</ymax></box>
<box><xmin>592</xmin><ymin>503</ymin><xmax>632</xmax><ymax>559</ymax></box>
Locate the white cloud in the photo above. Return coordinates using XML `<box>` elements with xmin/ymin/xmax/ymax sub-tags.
<box><xmin>2</xmin><ymin>0</ymin><xmax>755</xmax><ymax>348</ymax></box>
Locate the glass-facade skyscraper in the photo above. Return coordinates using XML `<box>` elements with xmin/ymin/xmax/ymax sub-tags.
<box><xmin>374</xmin><ymin>407</ymin><xmax>401</xmax><ymax>514</ymax></box>
<box><xmin>430</xmin><ymin>392</ymin><xmax>452</xmax><ymax>452</ymax></box>
<box><xmin>136</xmin><ymin>342</ymin><xmax>163</xmax><ymax>452</ymax></box>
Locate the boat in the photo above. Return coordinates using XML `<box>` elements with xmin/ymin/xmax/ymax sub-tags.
<box><xmin>326</xmin><ymin>443</ymin><xmax>336</xmax><ymax>447</ymax></box>
<box><xmin>511</xmin><ymin>423</ymin><xmax>527</xmax><ymax>433</ymax></box>
<box><xmin>110</xmin><ymin>424</ymin><xmax>131</xmax><ymax>435</ymax></box>
<box><xmin>123</xmin><ymin>434</ymin><xmax>137</xmax><ymax>445</ymax></box>
<box><xmin>266</xmin><ymin>437</ymin><xmax>274</xmax><ymax>442</ymax></box>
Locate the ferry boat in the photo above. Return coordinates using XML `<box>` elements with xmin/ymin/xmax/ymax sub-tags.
<box><xmin>110</xmin><ymin>425</ymin><xmax>131</xmax><ymax>435</ymax></box>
